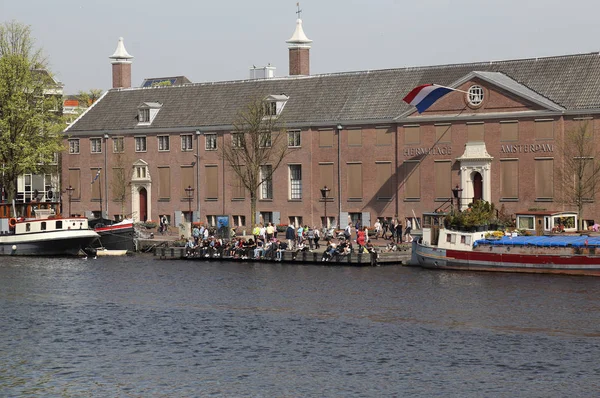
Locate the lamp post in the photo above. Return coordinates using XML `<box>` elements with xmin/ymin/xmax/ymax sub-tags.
<box><xmin>66</xmin><ymin>185</ymin><xmax>74</xmax><ymax>216</ymax></box>
<box><xmin>195</xmin><ymin>130</ymin><xmax>202</xmax><ymax>221</ymax></box>
<box><xmin>320</xmin><ymin>185</ymin><xmax>331</xmax><ymax>228</ymax></box>
<box><xmin>103</xmin><ymin>133</ymin><xmax>109</xmax><ymax>219</ymax></box>
<box><xmin>452</xmin><ymin>185</ymin><xmax>463</xmax><ymax>212</ymax></box>
<box><xmin>185</xmin><ymin>185</ymin><xmax>194</xmax><ymax>222</ymax></box>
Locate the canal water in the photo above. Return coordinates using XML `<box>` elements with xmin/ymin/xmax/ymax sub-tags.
<box><xmin>1</xmin><ymin>255</ymin><xmax>598</xmax><ymax>397</ymax></box>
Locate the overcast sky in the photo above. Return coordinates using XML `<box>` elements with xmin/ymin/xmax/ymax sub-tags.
<box><xmin>3</xmin><ymin>0</ymin><xmax>600</xmax><ymax>94</ymax></box>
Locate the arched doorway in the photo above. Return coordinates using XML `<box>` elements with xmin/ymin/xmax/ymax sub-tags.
<box><xmin>139</xmin><ymin>188</ymin><xmax>148</xmax><ymax>221</ymax></box>
<box><xmin>473</xmin><ymin>172</ymin><xmax>483</xmax><ymax>202</ymax></box>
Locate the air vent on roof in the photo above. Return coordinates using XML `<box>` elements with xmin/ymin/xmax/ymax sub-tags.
<box><xmin>250</xmin><ymin>65</ymin><xmax>276</xmax><ymax>79</ymax></box>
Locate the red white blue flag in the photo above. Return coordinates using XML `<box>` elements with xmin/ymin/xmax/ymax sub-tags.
<box><xmin>403</xmin><ymin>84</ymin><xmax>453</xmax><ymax>113</ymax></box>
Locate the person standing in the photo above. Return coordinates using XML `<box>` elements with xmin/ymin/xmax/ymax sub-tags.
<box><xmin>285</xmin><ymin>223</ymin><xmax>296</xmax><ymax>249</ymax></box>
<box><xmin>357</xmin><ymin>227</ymin><xmax>366</xmax><ymax>252</ymax></box>
<box><xmin>374</xmin><ymin>219</ymin><xmax>381</xmax><ymax>240</ymax></box>
<box><xmin>395</xmin><ymin>219</ymin><xmax>403</xmax><ymax>244</ymax></box>
<box><xmin>307</xmin><ymin>227</ymin><xmax>315</xmax><ymax>249</ymax></box>
<box><xmin>404</xmin><ymin>218</ymin><xmax>413</xmax><ymax>242</ymax></box>
<box><xmin>313</xmin><ymin>227</ymin><xmax>320</xmax><ymax>249</ymax></box>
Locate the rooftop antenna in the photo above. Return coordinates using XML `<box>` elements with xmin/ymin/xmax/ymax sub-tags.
<box><xmin>296</xmin><ymin>2</ymin><xmax>302</xmax><ymax>18</ymax></box>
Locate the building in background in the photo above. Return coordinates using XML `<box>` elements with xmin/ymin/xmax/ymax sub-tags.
<box><xmin>62</xmin><ymin>15</ymin><xmax>600</xmax><ymax>231</ymax></box>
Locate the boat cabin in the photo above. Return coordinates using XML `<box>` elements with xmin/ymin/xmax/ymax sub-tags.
<box><xmin>421</xmin><ymin>211</ymin><xmax>489</xmax><ymax>250</ymax></box>
<box><xmin>515</xmin><ymin>211</ymin><xmax>578</xmax><ymax>235</ymax></box>
<box><xmin>0</xmin><ymin>201</ymin><xmax>83</xmax><ymax>235</ymax></box>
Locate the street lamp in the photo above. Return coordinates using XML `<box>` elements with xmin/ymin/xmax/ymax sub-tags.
<box><xmin>65</xmin><ymin>185</ymin><xmax>74</xmax><ymax>216</ymax></box>
<box><xmin>320</xmin><ymin>185</ymin><xmax>331</xmax><ymax>228</ymax></box>
<box><xmin>103</xmin><ymin>133</ymin><xmax>109</xmax><ymax>218</ymax></box>
<box><xmin>452</xmin><ymin>184</ymin><xmax>463</xmax><ymax>212</ymax></box>
<box><xmin>185</xmin><ymin>185</ymin><xmax>194</xmax><ymax>221</ymax></box>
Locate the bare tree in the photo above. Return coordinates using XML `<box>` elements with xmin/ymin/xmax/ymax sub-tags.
<box><xmin>110</xmin><ymin>139</ymin><xmax>131</xmax><ymax>219</ymax></box>
<box><xmin>219</xmin><ymin>97</ymin><xmax>295</xmax><ymax>227</ymax></box>
<box><xmin>556</xmin><ymin>120</ymin><xmax>600</xmax><ymax>229</ymax></box>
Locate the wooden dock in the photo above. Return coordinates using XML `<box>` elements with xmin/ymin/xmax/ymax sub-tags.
<box><xmin>154</xmin><ymin>246</ymin><xmax>411</xmax><ymax>266</ymax></box>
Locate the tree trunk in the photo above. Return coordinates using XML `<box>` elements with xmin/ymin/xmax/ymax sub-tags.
<box><xmin>250</xmin><ymin>191</ymin><xmax>257</xmax><ymax>229</ymax></box>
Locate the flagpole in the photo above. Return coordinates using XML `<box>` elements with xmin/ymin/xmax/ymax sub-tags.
<box><xmin>432</xmin><ymin>84</ymin><xmax>470</xmax><ymax>95</ymax></box>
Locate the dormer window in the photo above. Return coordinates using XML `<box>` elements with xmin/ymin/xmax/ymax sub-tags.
<box><xmin>263</xmin><ymin>94</ymin><xmax>289</xmax><ymax>118</ymax></box>
<box><xmin>137</xmin><ymin>102</ymin><xmax>162</xmax><ymax>126</ymax></box>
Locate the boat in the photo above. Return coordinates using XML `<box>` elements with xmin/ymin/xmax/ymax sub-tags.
<box><xmin>88</xmin><ymin>217</ymin><xmax>136</xmax><ymax>252</ymax></box>
<box><xmin>0</xmin><ymin>201</ymin><xmax>99</xmax><ymax>256</ymax></box>
<box><xmin>95</xmin><ymin>248</ymin><xmax>129</xmax><ymax>257</ymax></box>
<box><xmin>413</xmin><ymin>212</ymin><xmax>600</xmax><ymax>276</ymax></box>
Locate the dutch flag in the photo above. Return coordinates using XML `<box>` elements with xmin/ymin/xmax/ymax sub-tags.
<box><xmin>403</xmin><ymin>84</ymin><xmax>454</xmax><ymax>114</ymax></box>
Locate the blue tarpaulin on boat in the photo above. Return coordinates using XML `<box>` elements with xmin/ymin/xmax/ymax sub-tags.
<box><xmin>474</xmin><ymin>235</ymin><xmax>600</xmax><ymax>248</ymax></box>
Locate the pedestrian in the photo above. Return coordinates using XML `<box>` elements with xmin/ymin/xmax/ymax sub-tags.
<box><xmin>297</xmin><ymin>225</ymin><xmax>305</xmax><ymax>247</ymax></box>
<box><xmin>382</xmin><ymin>218</ymin><xmax>389</xmax><ymax>239</ymax></box>
<box><xmin>404</xmin><ymin>218</ymin><xmax>413</xmax><ymax>242</ymax></box>
<box><xmin>395</xmin><ymin>219</ymin><xmax>403</xmax><ymax>244</ymax></box>
<box><xmin>374</xmin><ymin>219</ymin><xmax>381</xmax><ymax>240</ymax></box>
<box><xmin>357</xmin><ymin>227</ymin><xmax>366</xmax><ymax>252</ymax></box>
<box><xmin>285</xmin><ymin>223</ymin><xmax>296</xmax><ymax>249</ymax></box>
<box><xmin>313</xmin><ymin>227</ymin><xmax>320</xmax><ymax>249</ymax></box>
<box><xmin>344</xmin><ymin>223</ymin><xmax>352</xmax><ymax>241</ymax></box>
<box><xmin>266</xmin><ymin>222</ymin><xmax>275</xmax><ymax>241</ymax></box>
<box><xmin>307</xmin><ymin>226</ymin><xmax>315</xmax><ymax>249</ymax></box>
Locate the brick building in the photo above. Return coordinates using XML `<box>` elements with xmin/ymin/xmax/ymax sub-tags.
<box><xmin>63</xmin><ymin>17</ymin><xmax>600</xmax><ymax>231</ymax></box>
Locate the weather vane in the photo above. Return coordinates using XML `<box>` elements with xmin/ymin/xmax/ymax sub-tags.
<box><xmin>296</xmin><ymin>2</ymin><xmax>302</xmax><ymax>19</ymax></box>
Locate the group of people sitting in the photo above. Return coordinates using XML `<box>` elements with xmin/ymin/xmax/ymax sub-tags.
<box><xmin>185</xmin><ymin>235</ymin><xmax>297</xmax><ymax>261</ymax></box>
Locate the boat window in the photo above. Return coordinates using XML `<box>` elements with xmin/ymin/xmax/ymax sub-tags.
<box><xmin>26</xmin><ymin>223</ymin><xmax>31</xmax><ymax>232</ymax></box>
<box><xmin>465</xmin><ymin>236</ymin><xmax>472</xmax><ymax>245</ymax></box>
<box><xmin>461</xmin><ymin>235</ymin><xmax>466</xmax><ymax>244</ymax></box>
<box><xmin>56</xmin><ymin>221</ymin><xmax>63</xmax><ymax>229</ymax></box>
<box><xmin>41</xmin><ymin>222</ymin><xmax>46</xmax><ymax>231</ymax></box>
<box><xmin>517</xmin><ymin>216</ymin><xmax>534</xmax><ymax>230</ymax></box>
<box><xmin>450</xmin><ymin>234</ymin><xmax>456</xmax><ymax>244</ymax></box>
<box><xmin>545</xmin><ymin>216</ymin><xmax>550</xmax><ymax>231</ymax></box>
<box><xmin>446</xmin><ymin>234</ymin><xmax>451</xmax><ymax>243</ymax></box>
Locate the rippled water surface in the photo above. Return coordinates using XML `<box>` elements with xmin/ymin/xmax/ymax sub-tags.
<box><xmin>1</xmin><ymin>255</ymin><xmax>599</xmax><ymax>397</ymax></box>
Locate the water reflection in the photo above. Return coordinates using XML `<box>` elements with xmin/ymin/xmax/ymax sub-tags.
<box><xmin>1</xmin><ymin>256</ymin><xmax>599</xmax><ymax>396</ymax></box>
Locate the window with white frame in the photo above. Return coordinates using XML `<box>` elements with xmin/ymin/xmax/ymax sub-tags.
<box><xmin>233</xmin><ymin>215</ymin><xmax>246</xmax><ymax>227</ymax></box>
<box><xmin>467</xmin><ymin>85</ymin><xmax>484</xmax><ymax>106</ymax></box>
<box><xmin>260</xmin><ymin>132</ymin><xmax>272</xmax><ymax>148</ymax></box>
<box><xmin>181</xmin><ymin>134</ymin><xmax>193</xmax><ymax>151</ymax></box>
<box><xmin>264</xmin><ymin>101</ymin><xmax>277</xmax><ymax>116</ymax></box>
<box><xmin>158</xmin><ymin>135</ymin><xmax>170</xmax><ymax>151</ymax></box>
<box><xmin>232</xmin><ymin>133</ymin><xmax>243</xmax><ymax>148</ymax></box>
<box><xmin>90</xmin><ymin>138</ymin><xmax>102</xmax><ymax>153</ymax></box>
<box><xmin>205</xmin><ymin>133</ymin><xmax>217</xmax><ymax>150</ymax></box>
<box><xmin>139</xmin><ymin>108</ymin><xmax>150</xmax><ymax>123</ymax></box>
<box><xmin>260</xmin><ymin>165</ymin><xmax>273</xmax><ymax>199</ymax></box>
<box><xmin>135</xmin><ymin>136</ymin><xmax>147</xmax><ymax>152</ymax></box>
<box><xmin>137</xmin><ymin>102</ymin><xmax>162</xmax><ymax>126</ymax></box>
<box><xmin>288</xmin><ymin>130</ymin><xmax>301</xmax><ymax>147</ymax></box>
<box><xmin>113</xmin><ymin>137</ymin><xmax>124</xmax><ymax>153</ymax></box>
<box><xmin>289</xmin><ymin>165</ymin><xmax>302</xmax><ymax>200</ymax></box>
<box><xmin>69</xmin><ymin>139</ymin><xmax>80</xmax><ymax>154</ymax></box>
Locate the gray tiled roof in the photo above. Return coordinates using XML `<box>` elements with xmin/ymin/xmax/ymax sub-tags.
<box><xmin>66</xmin><ymin>52</ymin><xmax>600</xmax><ymax>133</ymax></box>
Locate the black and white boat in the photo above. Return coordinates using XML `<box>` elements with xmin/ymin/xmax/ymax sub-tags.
<box><xmin>0</xmin><ymin>201</ymin><xmax>99</xmax><ymax>256</ymax></box>
<box><xmin>88</xmin><ymin>218</ymin><xmax>136</xmax><ymax>252</ymax></box>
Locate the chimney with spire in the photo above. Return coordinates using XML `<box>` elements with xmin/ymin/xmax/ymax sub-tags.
<box><xmin>286</xmin><ymin>5</ymin><xmax>312</xmax><ymax>76</ymax></box>
<box><xmin>109</xmin><ymin>37</ymin><xmax>134</xmax><ymax>89</ymax></box>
